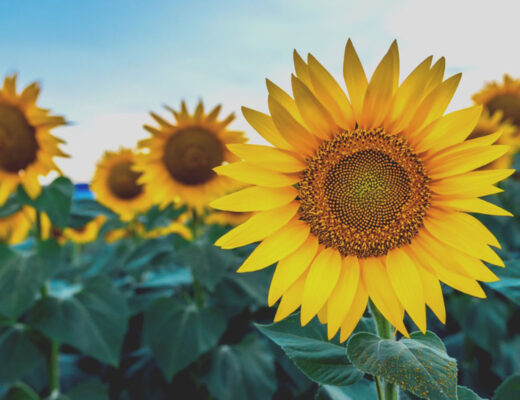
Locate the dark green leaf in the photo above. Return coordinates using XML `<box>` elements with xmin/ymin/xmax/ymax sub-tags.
<box><xmin>0</xmin><ymin>326</ymin><xmax>44</xmax><ymax>383</ymax></box>
<box><xmin>487</xmin><ymin>260</ymin><xmax>520</xmax><ymax>306</ymax></box>
<box><xmin>257</xmin><ymin>313</ymin><xmax>363</xmax><ymax>386</ymax></box>
<box><xmin>30</xmin><ymin>276</ymin><xmax>128</xmax><ymax>366</ymax></box>
<box><xmin>143</xmin><ymin>297</ymin><xmax>226</xmax><ymax>380</ymax></box>
<box><xmin>3</xmin><ymin>382</ymin><xmax>40</xmax><ymax>400</ymax></box>
<box><xmin>457</xmin><ymin>386</ymin><xmax>485</xmax><ymax>400</ymax></box>
<box><xmin>315</xmin><ymin>380</ymin><xmax>377</xmax><ymax>400</ymax></box>
<box><xmin>0</xmin><ymin>196</ymin><xmax>22</xmax><ymax>218</ymax></box>
<box><xmin>448</xmin><ymin>296</ymin><xmax>508</xmax><ymax>354</ymax></box>
<box><xmin>346</xmin><ymin>331</ymin><xmax>458</xmax><ymax>400</ymax></box>
<box><xmin>66</xmin><ymin>380</ymin><xmax>109</xmax><ymax>400</ymax></box>
<box><xmin>68</xmin><ymin>199</ymin><xmax>115</xmax><ymax>229</ymax></box>
<box><xmin>203</xmin><ymin>334</ymin><xmax>276</xmax><ymax>400</ymax></box>
<box><xmin>493</xmin><ymin>374</ymin><xmax>520</xmax><ymax>400</ymax></box>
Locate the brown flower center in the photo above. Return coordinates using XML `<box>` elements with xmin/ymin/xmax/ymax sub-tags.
<box><xmin>107</xmin><ymin>161</ymin><xmax>143</xmax><ymax>200</ymax></box>
<box><xmin>0</xmin><ymin>104</ymin><xmax>38</xmax><ymax>173</ymax></box>
<box><xmin>486</xmin><ymin>94</ymin><xmax>520</xmax><ymax>126</ymax></box>
<box><xmin>298</xmin><ymin>128</ymin><xmax>431</xmax><ymax>258</ymax></box>
<box><xmin>162</xmin><ymin>128</ymin><xmax>223</xmax><ymax>185</ymax></box>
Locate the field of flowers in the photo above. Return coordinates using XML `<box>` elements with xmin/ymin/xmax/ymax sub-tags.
<box><xmin>0</xmin><ymin>39</ymin><xmax>519</xmax><ymax>400</ymax></box>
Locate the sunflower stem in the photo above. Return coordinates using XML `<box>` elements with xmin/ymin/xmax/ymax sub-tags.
<box><xmin>36</xmin><ymin>211</ymin><xmax>61</xmax><ymax>396</ymax></box>
<box><xmin>369</xmin><ymin>300</ymin><xmax>398</xmax><ymax>400</ymax></box>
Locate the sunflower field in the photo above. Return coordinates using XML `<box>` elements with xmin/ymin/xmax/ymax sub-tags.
<box><xmin>1</xmin><ymin>14</ymin><xmax>520</xmax><ymax>400</ymax></box>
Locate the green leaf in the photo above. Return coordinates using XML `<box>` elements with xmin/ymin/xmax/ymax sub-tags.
<box><xmin>315</xmin><ymin>380</ymin><xmax>377</xmax><ymax>400</ymax></box>
<box><xmin>487</xmin><ymin>260</ymin><xmax>520</xmax><ymax>306</ymax></box>
<box><xmin>257</xmin><ymin>313</ymin><xmax>363</xmax><ymax>386</ymax></box>
<box><xmin>457</xmin><ymin>386</ymin><xmax>485</xmax><ymax>400</ymax></box>
<box><xmin>30</xmin><ymin>276</ymin><xmax>129</xmax><ymax>366</ymax></box>
<box><xmin>494</xmin><ymin>374</ymin><xmax>520</xmax><ymax>400</ymax></box>
<box><xmin>448</xmin><ymin>296</ymin><xmax>508</xmax><ymax>354</ymax></box>
<box><xmin>346</xmin><ymin>331</ymin><xmax>458</xmax><ymax>400</ymax></box>
<box><xmin>0</xmin><ymin>325</ymin><xmax>44</xmax><ymax>383</ymax></box>
<box><xmin>203</xmin><ymin>334</ymin><xmax>277</xmax><ymax>400</ymax></box>
<box><xmin>66</xmin><ymin>380</ymin><xmax>109</xmax><ymax>400</ymax></box>
<box><xmin>143</xmin><ymin>297</ymin><xmax>226</xmax><ymax>380</ymax></box>
<box><xmin>0</xmin><ymin>196</ymin><xmax>22</xmax><ymax>218</ymax></box>
<box><xmin>68</xmin><ymin>199</ymin><xmax>115</xmax><ymax>229</ymax></box>
<box><xmin>3</xmin><ymin>382</ymin><xmax>40</xmax><ymax>400</ymax></box>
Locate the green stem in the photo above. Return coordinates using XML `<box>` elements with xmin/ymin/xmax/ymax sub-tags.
<box><xmin>36</xmin><ymin>211</ymin><xmax>61</xmax><ymax>397</ymax></box>
<box><xmin>369</xmin><ymin>300</ymin><xmax>398</xmax><ymax>400</ymax></box>
<box><xmin>193</xmin><ymin>279</ymin><xmax>205</xmax><ymax>308</ymax></box>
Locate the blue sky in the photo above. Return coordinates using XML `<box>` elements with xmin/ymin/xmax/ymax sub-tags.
<box><xmin>2</xmin><ymin>0</ymin><xmax>519</xmax><ymax>181</ymax></box>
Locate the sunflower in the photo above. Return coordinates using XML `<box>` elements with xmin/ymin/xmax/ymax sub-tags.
<box><xmin>62</xmin><ymin>215</ymin><xmax>107</xmax><ymax>244</ymax></box>
<box><xmin>205</xmin><ymin>211</ymin><xmax>252</xmax><ymax>226</ymax></box>
<box><xmin>468</xmin><ymin>109</ymin><xmax>518</xmax><ymax>169</ymax></box>
<box><xmin>135</xmin><ymin>100</ymin><xmax>246</xmax><ymax>214</ymax></box>
<box><xmin>211</xmin><ymin>40</ymin><xmax>512</xmax><ymax>342</ymax></box>
<box><xmin>104</xmin><ymin>221</ymin><xmax>192</xmax><ymax>243</ymax></box>
<box><xmin>91</xmin><ymin>149</ymin><xmax>151</xmax><ymax>221</ymax></box>
<box><xmin>473</xmin><ymin>74</ymin><xmax>520</xmax><ymax>127</ymax></box>
<box><xmin>0</xmin><ymin>204</ymin><xmax>34</xmax><ymax>244</ymax></box>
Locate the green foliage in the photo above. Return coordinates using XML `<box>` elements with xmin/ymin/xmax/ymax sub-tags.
<box><xmin>487</xmin><ymin>261</ymin><xmax>520</xmax><ymax>306</ymax></box>
<box><xmin>257</xmin><ymin>313</ymin><xmax>363</xmax><ymax>386</ymax></box>
<box><xmin>493</xmin><ymin>374</ymin><xmax>520</xmax><ymax>400</ymax></box>
<box><xmin>315</xmin><ymin>380</ymin><xmax>377</xmax><ymax>400</ymax></box>
<box><xmin>346</xmin><ymin>331</ymin><xmax>458</xmax><ymax>400</ymax></box>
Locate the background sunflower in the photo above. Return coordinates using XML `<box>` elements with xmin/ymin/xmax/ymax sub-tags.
<box><xmin>135</xmin><ymin>101</ymin><xmax>246</xmax><ymax>214</ymax></box>
<box><xmin>0</xmin><ymin>74</ymin><xmax>67</xmax><ymax>204</ymax></box>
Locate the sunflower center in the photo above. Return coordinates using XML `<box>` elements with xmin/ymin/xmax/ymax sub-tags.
<box><xmin>162</xmin><ymin>128</ymin><xmax>223</xmax><ymax>185</ymax></box>
<box><xmin>486</xmin><ymin>94</ymin><xmax>520</xmax><ymax>126</ymax></box>
<box><xmin>298</xmin><ymin>128</ymin><xmax>431</xmax><ymax>258</ymax></box>
<box><xmin>0</xmin><ymin>104</ymin><xmax>38</xmax><ymax>173</ymax></box>
<box><xmin>107</xmin><ymin>162</ymin><xmax>143</xmax><ymax>200</ymax></box>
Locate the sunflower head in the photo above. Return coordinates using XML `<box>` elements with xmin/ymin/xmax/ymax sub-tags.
<box><xmin>212</xmin><ymin>39</ymin><xmax>513</xmax><ymax>342</ymax></box>
<box><xmin>135</xmin><ymin>100</ymin><xmax>246</xmax><ymax>214</ymax></box>
<box><xmin>91</xmin><ymin>149</ymin><xmax>151</xmax><ymax>221</ymax></box>
<box><xmin>473</xmin><ymin>74</ymin><xmax>520</xmax><ymax>127</ymax></box>
<box><xmin>468</xmin><ymin>109</ymin><xmax>518</xmax><ymax>169</ymax></box>
<box><xmin>0</xmin><ymin>74</ymin><xmax>67</xmax><ymax>204</ymax></box>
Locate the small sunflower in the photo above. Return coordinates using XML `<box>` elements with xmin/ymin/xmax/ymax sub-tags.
<box><xmin>473</xmin><ymin>74</ymin><xmax>520</xmax><ymax>127</ymax></box>
<box><xmin>205</xmin><ymin>211</ymin><xmax>252</xmax><ymax>226</ymax></box>
<box><xmin>91</xmin><ymin>149</ymin><xmax>151</xmax><ymax>221</ymax></box>
<box><xmin>104</xmin><ymin>221</ymin><xmax>192</xmax><ymax>243</ymax></box>
<box><xmin>212</xmin><ymin>40</ymin><xmax>512</xmax><ymax>342</ymax></box>
<box><xmin>135</xmin><ymin>101</ymin><xmax>246</xmax><ymax>214</ymax></box>
<box><xmin>0</xmin><ymin>74</ymin><xmax>67</xmax><ymax>204</ymax></box>
<box><xmin>468</xmin><ymin>109</ymin><xmax>518</xmax><ymax>169</ymax></box>
<box><xmin>62</xmin><ymin>215</ymin><xmax>107</xmax><ymax>244</ymax></box>
<box><xmin>0</xmin><ymin>204</ymin><xmax>34</xmax><ymax>244</ymax></box>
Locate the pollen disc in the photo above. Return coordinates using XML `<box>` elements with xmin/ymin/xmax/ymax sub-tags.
<box><xmin>163</xmin><ymin>128</ymin><xmax>224</xmax><ymax>186</ymax></box>
<box><xmin>0</xmin><ymin>104</ymin><xmax>38</xmax><ymax>172</ymax></box>
<box><xmin>107</xmin><ymin>162</ymin><xmax>143</xmax><ymax>200</ymax></box>
<box><xmin>298</xmin><ymin>128</ymin><xmax>431</xmax><ymax>258</ymax></box>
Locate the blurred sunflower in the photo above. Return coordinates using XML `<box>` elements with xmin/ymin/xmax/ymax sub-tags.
<box><xmin>205</xmin><ymin>211</ymin><xmax>252</xmax><ymax>226</ymax></box>
<box><xmin>40</xmin><ymin>214</ymin><xmax>106</xmax><ymax>244</ymax></box>
<box><xmin>0</xmin><ymin>203</ymin><xmax>34</xmax><ymax>244</ymax></box>
<box><xmin>212</xmin><ymin>40</ymin><xmax>512</xmax><ymax>342</ymax></box>
<box><xmin>468</xmin><ymin>109</ymin><xmax>517</xmax><ymax>169</ymax></box>
<box><xmin>135</xmin><ymin>101</ymin><xmax>246</xmax><ymax>214</ymax></box>
<box><xmin>105</xmin><ymin>221</ymin><xmax>192</xmax><ymax>243</ymax></box>
<box><xmin>473</xmin><ymin>74</ymin><xmax>520</xmax><ymax>127</ymax></box>
<box><xmin>0</xmin><ymin>74</ymin><xmax>67</xmax><ymax>204</ymax></box>
<box><xmin>91</xmin><ymin>149</ymin><xmax>150</xmax><ymax>221</ymax></box>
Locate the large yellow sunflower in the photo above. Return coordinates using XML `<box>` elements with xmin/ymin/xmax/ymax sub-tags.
<box><xmin>91</xmin><ymin>149</ymin><xmax>151</xmax><ymax>221</ymax></box>
<box><xmin>135</xmin><ymin>101</ymin><xmax>246</xmax><ymax>213</ymax></box>
<box><xmin>468</xmin><ymin>109</ymin><xmax>517</xmax><ymax>169</ymax></box>
<box><xmin>0</xmin><ymin>204</ymin><xmax>34</xmax><ymax>244</ymax></box>
<box><xmin>211</xmin><ymin>40</ymin><xmax>512</xmax><ymax>342</ymax></box>
<box><xmin>0</xmin><ymin>74</ymin><xmax>67</xmax><ymax>204</ymax></box>
<box><xmin>473</xmin><ymin>74</ymin><xmax>520</xmax><ymax>127</ymax></box>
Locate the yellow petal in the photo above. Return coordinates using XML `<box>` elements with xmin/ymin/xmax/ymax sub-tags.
<box><xmin>215</xmin><ymin>202</ymin><xmax>299</xmax><ymax>249</ymax></box>
<box><xmin>339</xmin><ymin>282</ymin><xmax>369</xmax><ymax>343</ymax></box>
<box><xmin>424</xmin><ymin>57</ymin><xmax>445</xmax><ymax>93</ymax></box>
<box><xmin>361</xmin><ymin>257</ymin><xmax>409</xmax><ymax>337</ymax></box>
<box><xmin>238</xmin><ymin>219</ymin><xmax>310</xmax><ymax>273</ymax></box>
<box><xmin>431</xmin><ymin>169</ymin><xmax>514</xmax><ymax>198</ymax></box>
<box><xmin>413</xmin><ymin>258</ymin><xmax>446</xmax><ymax>323</ymax></box>
<box><xmin>360</xmin><ymin>41</ymin><xmax>399</xmax><ymax>128</ymax></box>
<box><xmin>301</xmin><ymin>248</ymin><xmax>341</xmax><ymax>326</ymax></box>
<box><xmin>214</xmin><ymin>162</ymin><xmax>299</xmax><ymax>187</ymax></box>
<box><xmin>210</xmin><ymin>186</ymin><xmax>297</xmax><ymax>212</ymax></box>
<box><xmin>343</xmin><ymin>39</ymin><xmax>368</xmax><ymax>119</ymax></box>
<box><xmin>293</xmin><ymin>50</ymin><xmax>312</xmax><ymax>87</ymax></box>
<box><xmin>268</xmin><ymin>235</ymin><xmax>319</xmax><ymax>306</ymax></box>
<box><xmin>307</xmin><ymin>54</ymin><xmax>355</xmax><ymax>130</ymax></box>
<box><xmin>241</xmin><ymin>107</ymin><xmax>292</xmax><ymax>151</ymax></box>
<box><xmin>386</xmin><ymin>248</ymin><xmax>427</xmax><ymax>333</ymax></box>
<box><xmin>434</xmin><ymin>197</ymin><xmax>512</xmax><ymax>217</ymax></box>
<box><xmin>226</xmin><ymin>144</ymin><xmax>306</xmax><ymax>173</ymax></box>
<box><xmin>317</xmin><ymin>303</ymin><xmax>328</xmax><ymax>324</ymax></box>
<box><xmin>268</xmin><ymin>96</ymin><xmax>320</xmax><ymax>156</ymax></box>
<box><xmin>266</xmin><ymin>79</ymin><xmax>304</xmax><ymax>125</ymax></box>
<box><xmin>21</xmin><ymin>169</ymin><xmax>42</xmax><ymax>199</ymax></box>
<box><xmin>291</xmin><ymin>75</ymin><xmax>338</xmax><ymax>139</ymax></box>
<box><xmin>327</xmin><ymin>256</ymin><xmax>360</xmax><ymax>339</ymax></box>
<box><xmin>274</xmin><ymin>271</ymin><xmax>308</xmax><ymax>322</ymax></box>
